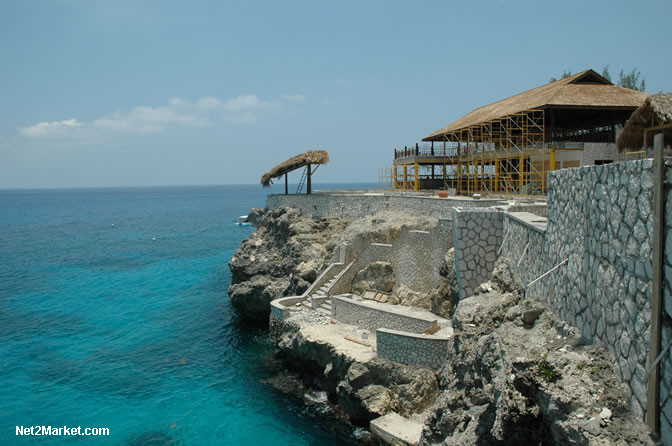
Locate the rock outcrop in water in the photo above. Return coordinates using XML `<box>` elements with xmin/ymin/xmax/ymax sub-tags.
<box><xmin>228</xmin><ymin>207</ymin><xmax>349</xmax><ymax>320</ymax></box>
<box><xmin>270</xmin><ymin>315</ymin><xmax>440</xmax><ymax>425</ymax></box>
<box><xmin>230</xmin><ymin>208</ymin><xmax>654</xmax><ymax>445</ymax></box>
<box><xmin>228</xmin><ymin>207</ymin><xmax>439</xmax><ymax>321</ymax></box>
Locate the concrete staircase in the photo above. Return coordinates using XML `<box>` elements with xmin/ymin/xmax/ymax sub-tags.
<box><xmin>311</xmin><ymin>277</ymin><xmax>337</xmax><ymax>315</ymax></box>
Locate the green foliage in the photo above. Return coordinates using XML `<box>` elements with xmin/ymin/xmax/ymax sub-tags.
<box><xmin>551</xmin><ymin>66</ymin><xmax>646</xmax><ymax>91</ymax></box>
<box><xmin>537</xmin><ymin>353</ymin><xmax>561</xmax><ymax>382</ymax></box>
<box><xmin>601</xmin><ymin>65</ymin><xmax>612</xmax><ymax>82</ymax></box>
<box><xmin>549</xmin><ymin>70</ymin><xmax>573</xmax><ymax>83</ymax></box>
<box><xmin>617</xmin><ymin>68</ymin><xmax>646</xmax><ymax>92</ymax></box>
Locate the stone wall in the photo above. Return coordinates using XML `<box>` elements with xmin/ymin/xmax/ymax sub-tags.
<box><xmin>330</xmin><ymin>243</ymin><xmax>393</xmax><ymax>296</ymax></box>
<box><xmin>267</xmin><ymin>193</ymin><xmax>502</xmax><ymax>219</ymax></box>
<box><xmin>451</xmin><ymin>208</ymin><xmax>503</xmax><ymax>299</ymax></box>
<box><xmin>500</xmin><ymin>213</ymin><xmax>547</xmax><ymax>289</ymax></box>
<box><xmin>660</xmin><ymin>160</ymin><xmax>672</xmax><ymax>440</ymax></box>
<box><xmin>505</xmin><ymin>160</ymin><xmax>654</xmax><ymax>422</ymax></box>
<box><xmin>581</xmin><ymin>142</ymin><xmax>625</xmax><ymax>166</ymax></box>
<box><xmin>331</xmin><ymin>295</ymin><xmax>440</xmax><ymax>334</ymax></box>
<box><xmin>391</xmin><ymin>230</ymin><xmax>434</xmax><ymax>292</ymax></box>
<box><xmin>547</xmin><ymin>160</ymin><xmax>653</xmax><ymax>421</ymax></box>
<box><xmin>329</xmin><ymin>220</ymin><xmax>454</xmax><ymax>296</ymax></box>
<box><xmin>376</xmin><ymin>328</ymin><xmax>451</xmax><ymax>369</ymax></box>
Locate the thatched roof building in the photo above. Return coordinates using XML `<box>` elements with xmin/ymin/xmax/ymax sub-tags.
<box><xmin>423</xmin><ymin>69</ymin><xmax>648</xmax><ymax>141</ymax></box>
<box><xmin>261</xmin><ymin>150</ymin><xmax>329</xmax><ymax>193</ymax></box>
<box><xmin>617</xmin><ymin>93</ymin><xmax>672</xmax><ymax>151</ymax></box>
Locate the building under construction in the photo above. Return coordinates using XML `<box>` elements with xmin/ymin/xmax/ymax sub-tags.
<box><xmin>381</xmin><ymin>69</ymin><xmax>648</xmax><ymax>195</ymax></box>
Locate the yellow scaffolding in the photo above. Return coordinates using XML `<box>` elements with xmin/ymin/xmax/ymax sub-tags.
<box><xmin>436</xmin><ymin>109</ymin><xmax>550</xmax><ymax>196</ymax></box>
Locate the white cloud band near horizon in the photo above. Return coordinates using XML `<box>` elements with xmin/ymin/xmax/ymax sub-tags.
<box><xmin>18</xmin><ymin>93</ymin><xmax>305</xmax><ymax>139</ymax></box>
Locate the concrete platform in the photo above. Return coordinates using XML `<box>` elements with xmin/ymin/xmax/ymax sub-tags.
<box><xmin>370</xmin><ymin>412</ymin><xmax>424</xmax><ymax>445</ymax></box>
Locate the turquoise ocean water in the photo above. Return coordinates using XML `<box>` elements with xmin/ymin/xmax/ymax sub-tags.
<box><xmin>0</xmin><ymin>184</ymin><xmax>374</xmax><ymax>445</ymax></box>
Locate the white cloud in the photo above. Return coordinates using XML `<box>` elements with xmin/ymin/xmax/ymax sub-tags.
<box><xmin>281</xmin><ymin>94</ymin><xmax>306</xmax><ymax>102</ymax></box>
<box><xmin>19</xmin><ymin>119</ymin><xmax>83</xmax><ymax>137</ymax></box>
<box><xmin>195</xmin><ymin>96</ymin><xmax>222</xmax><ymax>111</ymax></box>
<box><xmin>17</xmin><ymin>93</ymin><xmax>304</xmax><ymax>139</ymax></box>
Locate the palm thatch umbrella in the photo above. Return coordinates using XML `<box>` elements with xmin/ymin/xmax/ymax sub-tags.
<box><xmin>261</xmin><ymin>150</ymin><xmax>329</xmax><ymax>194</ymax></box>
<box><xmin>617</xmin><ymin>93</ymin><xmax>672</xmax><ymax>151</ymax></box>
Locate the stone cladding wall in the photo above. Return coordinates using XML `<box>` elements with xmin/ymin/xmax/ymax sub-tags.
<box><xmin>581</xmin><ymin>142</ymin><xmax>625</xmax><ymax>166</ymax></box>
<box><xmin>330</xmin><ymin>243</ymin><xmax>393</xmax><ymax>296</ymax></box>
<box><xmin>503</xmin><ymin>160</ymin><xmax>655</xmax><ymax>423</ymax></box>
<box><xmin>331</xmin><ymin>295</ymin><xmax>438</xmax><ymax>334</ymax></box>
<box><xmin>660</xmin><ymin>160</ymin><xmax>672</xmax><ymax>440</ymax></box>
<box><xmin>500</xmin><ymin>213</ymin><xmax>547</xmax><ymax>288</ymax></box>
<box><xmin>267</xmin><ymin>193</ymin><xmax>502</xmax><ymax>219</ymax></box>
<box><xmin>451</xmin><ymin>208</ymin><xmax>503</xmax><ymax>299</ymax></box>
<box><xmin>392</xmin><ymin>230</ymin><xmax>434</xmax><ymax>292</ymax></box>
<box><xmin>376</xmin><ymin>328</ymin><xmax>451</xmax><ymax>369</ymax></box>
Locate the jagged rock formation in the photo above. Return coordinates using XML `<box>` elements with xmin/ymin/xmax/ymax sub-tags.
<box><xmin>230</xmin><ymin>208</ymin><xmax>654</xmax><ymax>445</ymax></box>
<box><xmin>389</xmin><ymin>248</ymin><xmax>459</xmax><ymax>319</ymax></box>
<box><xmin>421</xmin><ymin>258</ymin><xmax>654</xmax><ymax>445</ymax></box>
<box><xmin>352</xmin><ymin>261</ymin><xmax>396</xmax><ymax>295</ymax></box>
<box><xmin>269</xmin><ymin>315</ymin><xmax>440</xmax><ymax>425</ymax></box>
<box><xmin>229</xmin><ymin>207</ymin><xmax>442</xmax><ymax>321</ymax></box>
<box><xmin>228</xmin><ymin>207</ymin><xmax>349</xmax><ymax>320</ymax></box>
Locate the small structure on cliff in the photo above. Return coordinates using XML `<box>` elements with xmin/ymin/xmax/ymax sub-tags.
<box><xmin>383</xmin><ymin>69</ymin><xmax>648</xmax><ymax>195</ymax></box>
<box><xmin>261</xmin><ymin>150</ymin><xmax>329</xmax><ymax>195</ymax></box>
<box><xmin>617</xmin><ymin>92</ymin><xmax>672</xmax><ymax>154</ymax></box>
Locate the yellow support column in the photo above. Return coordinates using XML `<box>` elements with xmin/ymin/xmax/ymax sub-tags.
<box><xmin>519</xmin><ymin>154</ymin><xmax>525</xmax><ymax>192</ymax></box>
<box><xmin>403</xmin><ymin>164</ymin><xmax>408</xmax><ymax>190</ymax></box>
<box><xmin>549</xmin><ymin>150</ymin><xmax>556</xmax><ymax>171</ymax></box>
<box><xmin>414</xmin><ymin>161</ymin><xmax>419</xmax><ymax>191</ymax></box>
<box><xmin>393</xmin><ymin>166</ymin><xmax>398</xmax><ymax>190</ymax></box>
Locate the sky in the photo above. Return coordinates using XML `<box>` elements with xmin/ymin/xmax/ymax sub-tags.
<box><xmin>1</xmin><ymin>0</ymin><xmax>671</xmax><ymax>189</ymax></box>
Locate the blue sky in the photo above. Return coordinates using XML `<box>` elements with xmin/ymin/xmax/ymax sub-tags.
<box><xmin>1</xmin><ymin>0</ymin><xmax>670</xmax><ymax>188</ymax></box>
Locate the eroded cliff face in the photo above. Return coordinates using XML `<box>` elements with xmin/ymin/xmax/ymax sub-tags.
<box><xmin>229</xmin><ymin>208</ymin><xmax>654</xmax><ymax>445</ymax></box>
<box><xmin>270</xmin><ymin>315</ymin><xmax>440</xmax><ymax>425</ymax></box>
<box><xmin>228</xmin><ymin>207</ymin><xmax>442</xmax><ymax>321</ymax></box>
<box><xmin>228</xmin><ymin>207</ymin><xmax>349</xmax><ymax>321</ymax></box>
<box><xmin>421</xmin><ymin>258</ymin><xmax>654</xmax><ymax>446</ymax></box>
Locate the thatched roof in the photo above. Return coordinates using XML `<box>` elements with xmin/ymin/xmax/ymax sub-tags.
<box><xmin>261</xmin><ymin>150</ymin><xmax>329</xmax><ymax>187</ymax></box>
<box><xmin>423</xmin><ymin>69</ymin><xmax>648</xmax><ymax>141</ymax></box>
<box><xmin>617</xmin><ymin>93</ymin><xmax>672</xmax><ymax>151</ymax></box>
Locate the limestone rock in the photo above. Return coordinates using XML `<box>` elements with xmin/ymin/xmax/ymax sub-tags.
<box><xmin>228</xmin><ymin>207</ymin><xmax>349</xmax><ymax>320</ymax></box>
<box><xmin>420</xmin><ymin>259</ymin><xmax>654</xmax><ymax>445</ymax></box>
<box><xmin>490</xmin><ymin>257</ymin><xmax>524</xmax><ymax>295</ymax></box>
<box><xmin>352</xmin><ymin>261</ymin><xmax>396</xmax><ymax>294</ymax></box>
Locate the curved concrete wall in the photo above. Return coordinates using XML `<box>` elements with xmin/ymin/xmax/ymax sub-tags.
<box><xmin>376</xmin><ymin>328</ymin><xmax>451</xmax><ymax>369</ymax></box>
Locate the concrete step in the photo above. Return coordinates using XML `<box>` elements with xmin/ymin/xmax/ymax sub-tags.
<box><xmin>317</xmin><ymin>307</ymin><xmax>331</xmax><ymax>315</ymax></box>
<box><xmin>370</xmin><ymin>412</ymin><xmax>423</xmax><ymax>446</ymax></box>
<box><xmin>319</xmin><ymin>303</ymin><xmax>332</xmax><ymax>312</ymax></box>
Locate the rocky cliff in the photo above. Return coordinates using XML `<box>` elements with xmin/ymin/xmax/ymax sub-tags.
<box><xmin>228</xmin><ymin>207</ymin><xmax>349</xmax><ymax>320</ymax></box>
<box><xmin>228</xmin><ymin>207</ymin><xmax>439</xmax><ymax>321</ymax></box>
<box><xmin>421</xmin><ymin>258</ymin><xmax>653</xmax><ymax>445</ymax></box>
<box><xmin>229</xmin><ymin>207</ymin><xmax>655</xmax><ymax>445</ymax></box>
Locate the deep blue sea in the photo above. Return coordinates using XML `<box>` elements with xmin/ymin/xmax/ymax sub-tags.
<box><xmin>0</xmin><ymin>184</ymin><xmax>375</xmax><ymax>445</ymax></box>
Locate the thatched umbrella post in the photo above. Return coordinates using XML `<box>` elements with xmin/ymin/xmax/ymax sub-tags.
<box><xmin>260</xmin><ymin>150</ymin><xmax>329</xmax><ymax>194</ymax></box>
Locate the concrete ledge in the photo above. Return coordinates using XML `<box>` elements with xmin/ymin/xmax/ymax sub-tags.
<box><xmin>270</xmin><ymin>296</ymin><xmax>305</xmax><ymax>320</ymax></box>
<box><xmin>370</xmin><ymin>412</ymin><xmax>423</xmax><ymax>446</ymax></box>
<box><xmin>505</xmin><ymin>211</ymin><xmax>547</xmax><ymax>233</ymax></box>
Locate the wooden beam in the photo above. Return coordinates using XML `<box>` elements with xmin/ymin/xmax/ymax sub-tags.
<box><xmin>284</xmin><ymin>173</ymin><xmax>288</xmax><ymax>195</ymax></box>
<box><xmin>648</xmin><ymin>132</ymin><xmax>664</xmax><ymax>435</ymax></box>
<box><xmin>307</xmin><ymin>164</ymin><xmax>312</xmax><ymax>195</ymax></box>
